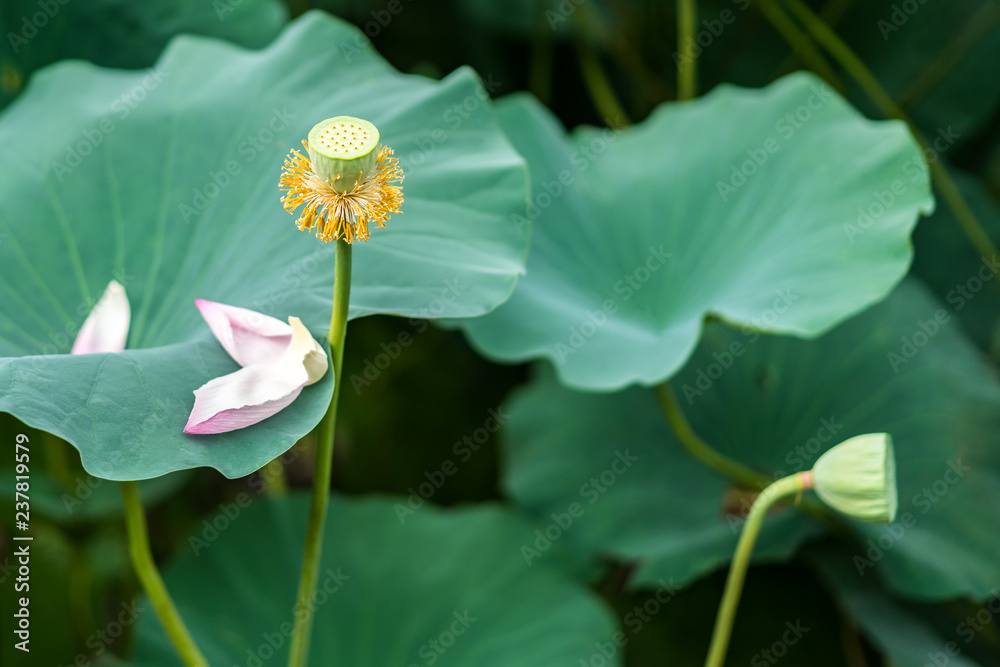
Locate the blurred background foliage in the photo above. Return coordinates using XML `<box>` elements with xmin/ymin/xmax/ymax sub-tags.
<box><xmin>1</xmin><ymin>0</ymin><xmax>1000</xmax><ymax>665</ymax></box>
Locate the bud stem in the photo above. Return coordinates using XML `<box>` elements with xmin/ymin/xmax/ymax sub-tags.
<box><xmin>703</xmin><ymin>471</ymin><xmax>810</xmax><ymax>667</ymax></box>
<box><xmin>677</xmin><ymin>0</ymin><xmax>697</xmax><ymax>100</ymax></box>
<box><xmin>656</xmin><ymin>382</ymin><xmax>769</xmax><ymax>489</ymax></box>
<box><xmin>121</xmin><ymin>481</ymin><xmax>208</xmax><ymax>667</ymax></box>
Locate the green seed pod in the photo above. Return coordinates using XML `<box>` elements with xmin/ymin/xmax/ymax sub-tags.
<box><xmin>812</xmin><ymin>433</ymin><xmax>897</xmax><ymax>523</ymax></box>
<box><xmin>307</xmin><ymin>116</ymin><xmax>380</xmax><ymax>193</ymax></box>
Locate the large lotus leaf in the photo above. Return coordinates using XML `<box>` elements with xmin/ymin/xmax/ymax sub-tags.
<box><xmin>808</xmin><ymin>547</ymin><xmax>985</xmax><ymax>667</ymax></box>
<box><xmin>458</xmin><ymin>73</ymin><xmax>934</xmax><ymax>391</ymax></box>
<box><xmin>503</xmin><ymin>280</ymin><xmax>1000</xmax><ymax>599</ymax></box>
<box><xmin>132</xmin><ymin>494</ymin><xmax>619</xmax><ymax>666</ymax></box>
<box><xmin>0</xmin><ymin>0</ymin><xmax>286</xmax><ymax>109</ymax></box>
<box><xmin>0</xmin><ymin>11</ymin><xmax>529</xmax><ymax>481</ymax></box>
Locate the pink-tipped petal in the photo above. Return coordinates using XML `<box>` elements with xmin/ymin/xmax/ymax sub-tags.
<box><xmin>184</xmin><ymin>317</ymin><xmax>329</xmax><ymax>435</ymax></box>
<box><xmin>194</xmin><ymin>298</ymin><xmax>292</xmax><ymax>367</ymax></box>
<box><xmin>71</xmin><ymin>280</ymin><xmax>130</xmax><ymax>354</ymax></box>
<box><xmin>183</xmin><ymin>365</ymin><xmax>306</xmax><ymax>434</ymax></box>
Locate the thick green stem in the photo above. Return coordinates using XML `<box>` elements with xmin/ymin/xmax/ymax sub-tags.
<box><xmin>677</xmin><ymin>0</ymin><xmax>697</xmax><ymax>100</ymax></box>
<box><xmin>120</xmin><ymin>481</ymin><xmax>207</xmax><ymax>667</ymax></box>
<box><xmin>704</xmin><ymin>472</ymin><xmax>811</xmax><ymax>667</ymax></box>
<box><xmin>287</xmin><ymin>239</ymin><xmax>352</xmax><ymax>667</ymax></box>
<box><xmin>656</xmin><ymin>382</ymin><xmax>769</xmax><ymax>489</ymax></box>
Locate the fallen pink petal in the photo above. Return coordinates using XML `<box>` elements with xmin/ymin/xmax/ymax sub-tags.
<box><xmin>194</xmin><ymin>298</ymin><xmax>293</xmax><ymax>367</ymax></box>
<box><xmin>71</xmin><ymin>280</ymin><xmax>131</xmax><ymax>355</ymax></box>
<box><xmin>184</xmin><ymin>314</ymin><xmax>328</xmax><ymax>435</ymax></box>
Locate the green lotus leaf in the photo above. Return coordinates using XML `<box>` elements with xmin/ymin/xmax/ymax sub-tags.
<box><xmin>808</xmin><ymin>546</ymin><xmax>985</xmax><ymax>667</ymax></box>
<box><xmin>502</xmin><ymin>280</ymin><xmax>1000</xmax><ymax>599</ymax></box>
<box><xmin>457</xmin><ymin>72</ymin><xmax>934</xmax><ymax>390</ymax></box>
<box><xmin>0</xmin><ymin>11</ymin><xmax>529</xmax><ymax>481</ymax></box>
<box><xmin>131</xmin><ymin>494</ymin><xmax>620</xmax><ymax>666</ymax></box>
<box><xmin>0</xmin><ymin>0</ymin><xmax>287</xmax><ymax>109</ymax></box>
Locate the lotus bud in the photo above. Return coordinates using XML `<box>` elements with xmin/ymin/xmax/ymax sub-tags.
<box><xmin>809</xmin><ymin>433</ymin><xmax>897</xmax><ymax>523</ymax></box>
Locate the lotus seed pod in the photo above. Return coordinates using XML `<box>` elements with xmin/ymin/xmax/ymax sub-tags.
<box><xmin>812</xmin><ymin>433</ymin><xmax>897</xmax><ymax>523</ymax></box>
<box><xmin>307</xmin><ymin>116</ymin><xmax>380</xmax><ymax>193</ymax></box>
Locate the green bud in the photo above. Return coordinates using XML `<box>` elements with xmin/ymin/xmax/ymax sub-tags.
<box><xmin>307</xmin><ymin>116</ymin><xmax>380</xmax><ymax>193</ymax></box>
<box><xmin>811</xmin><ymin>433</ymin><xmax>897</xmax><ymax>523</ymax></box>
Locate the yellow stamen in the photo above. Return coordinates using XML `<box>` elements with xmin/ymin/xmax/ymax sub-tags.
<box><xmin>279</xmin><ymin>140</ymin><xmax>404</xmax><ymax>243</ymax></box>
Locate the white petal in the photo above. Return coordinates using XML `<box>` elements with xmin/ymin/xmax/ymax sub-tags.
<box><xmin>194</xmin><ymin>299</ymin><xmax>292</xmax><ymax>367</ymax></box>
<box><xmin>183</xmin><ymin>363</ymin><xmax>307</xmax><ymax>434</ymax></box>
<box><xmin>71</xmin><ymin>280</ymin><xmax>130</xmax><ymax>354</ymax></box>
<box><xmin>183</xmin><ymin>316</ymin><xmax>328</xmax><ymax>435</ymax></box>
